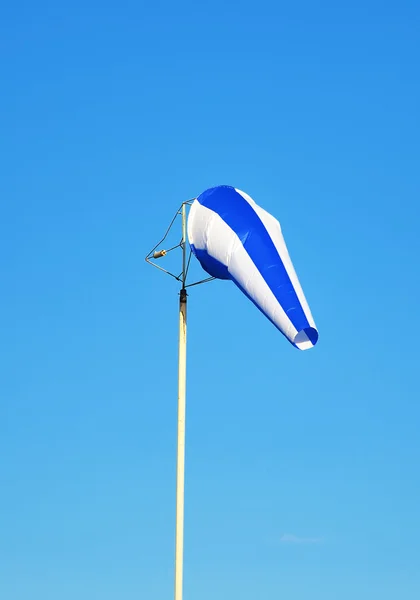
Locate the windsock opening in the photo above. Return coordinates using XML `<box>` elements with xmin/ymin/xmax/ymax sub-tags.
<box><xmin>294</xmin><ymin>327</ymin><xmax>319</xmax><ymax>351</ymax></box>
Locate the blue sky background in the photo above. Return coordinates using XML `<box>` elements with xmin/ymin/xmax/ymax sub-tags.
<box><xmin>1</xmin><ymin>1</ymin><xmax>420</xmax><ymax>598</ymax></box>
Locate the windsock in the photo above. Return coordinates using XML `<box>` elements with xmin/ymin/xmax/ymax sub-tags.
<box><xmin>187</xmin><ymin>185</ymin><xmax>318</xmax><ymax>350</ymax></box>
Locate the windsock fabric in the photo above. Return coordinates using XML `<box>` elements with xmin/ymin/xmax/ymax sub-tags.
<box><xmin>187</xmin><ymin>185</ymin><xmax>318</xmax><ymax>350</ymax></box>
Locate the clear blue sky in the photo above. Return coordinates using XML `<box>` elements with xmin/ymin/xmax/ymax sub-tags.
<box><xmin>1</xmin><ymin>1</ymin><xmax>419</xmax><ymax>599</ymax></box>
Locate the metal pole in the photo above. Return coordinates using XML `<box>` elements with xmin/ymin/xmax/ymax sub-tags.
<box><xmin>174</xmin><ymin>204</ymin><xmax>187</xmax><ymax>600</ymax></box>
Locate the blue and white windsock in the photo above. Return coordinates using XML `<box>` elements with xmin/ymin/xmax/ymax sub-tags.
<box><xmin>187</xmin><ymin>186</ymin><xmax>318</xmax><ymax>350</ymax></box>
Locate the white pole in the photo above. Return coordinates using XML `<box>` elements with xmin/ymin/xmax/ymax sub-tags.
<box><xmin>174</xmin><ymin>204</ymin><xmax>187</xmax><ymax>600</ymax></box>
